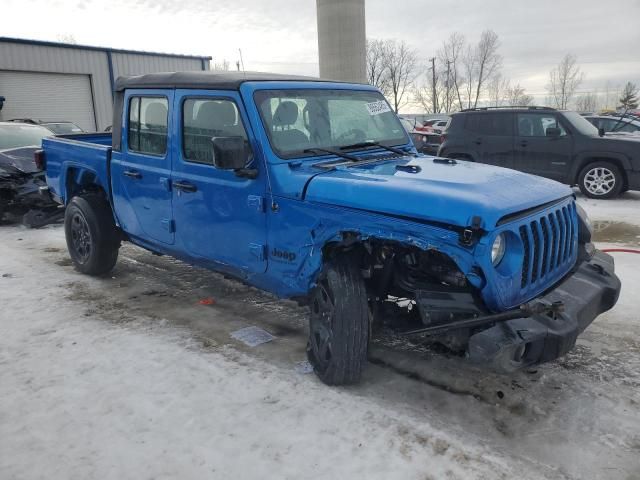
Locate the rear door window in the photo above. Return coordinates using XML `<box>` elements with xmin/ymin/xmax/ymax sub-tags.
<box><xmin>128</xmin><ymin>96</ymin><xmax>169</xmax><ymax>155</ymax></box>
<box><xmin>516</xmin><ymin>113</ymin><xmax>567</xmax><ymax>137</ymax></box>
<box><xmin>465</xmin><ymin>113</ymin><xmax>512</xmax><ymax>136</ymax></box>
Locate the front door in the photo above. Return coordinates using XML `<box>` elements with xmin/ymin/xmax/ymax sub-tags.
<box><xmin>513</xmin><ymin>112</ymin><xmax>573</xmax><ymax>182</ymax></box>
<box><xmin>171</xmin><ymin>89</ymin><xmax>267</xmax><ymax>275</ymax></box>
<box><xmin>111</xmin><ymin>90</ymin><xmax>174</xmax><ymax>244</ymax></box>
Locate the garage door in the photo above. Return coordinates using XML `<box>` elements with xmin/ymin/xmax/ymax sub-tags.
<box><xmin>0</xmin><ymin>71</ymin><xmax>96</xmax><ymax>131</ymax></box>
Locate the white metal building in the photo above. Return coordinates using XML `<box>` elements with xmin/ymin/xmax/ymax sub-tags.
<box><xmin>0</xmin><ymin>37</ymin><xmax>211</xmax><ymax>131</ymax></box>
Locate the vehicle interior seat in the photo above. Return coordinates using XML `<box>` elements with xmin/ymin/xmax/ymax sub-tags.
<box><xmin>183</xmin><ymin>101</ymin><xmax>248</xmax><ymax>164</ymax></box>
<box><xmin>271</xmin><ymin>101</ymin><xmax>310</xmax><ymax>151</ymax></box>
<box><xmin>142</xmin><ymin>102</ymin><xmax>168</xmax><ymax>154</ymax></box>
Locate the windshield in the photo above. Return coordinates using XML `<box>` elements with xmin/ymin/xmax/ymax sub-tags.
<box><xmin>0</xmin><ymin>124</ymin><xmax>52</xmax><ymax>150</ymax></box>
<box><xmin>42</xmin><ymin>122</ymin><xmax>84</xmax><ymax>134</ymax></box>
<box><xmin>254</xmin><ymin>89</ymin><xmax>409</xmax><ymax>158</ymax></box>
<box><xmin>562</xmin><ymin>111</ymin><xmax>599</xmax><ymax>136</ymax></box>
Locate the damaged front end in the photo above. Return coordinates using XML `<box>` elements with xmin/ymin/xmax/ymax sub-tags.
<box><xmin>333</xmin><ymin>198</ymin><xmax>620</xmax><ymax>373</ymax></box>
<box><xmin>0</xmin><ymin>149</ymin><xmax>62</xmax><ymax>228</ymax></box>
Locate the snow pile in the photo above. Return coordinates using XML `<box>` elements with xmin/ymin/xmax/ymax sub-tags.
<box><xmin>0</xmin><ymin>225</ymin><xmax>537</xmax><ymax>480</ymax></box>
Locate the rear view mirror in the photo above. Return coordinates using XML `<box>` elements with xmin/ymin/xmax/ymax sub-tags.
<box><xmin>211</xmin><ymin>136</ymin><xmax>246</xmax><ymax>170</ymax></box>
<box><xmin>546</xmin><ymin>127</ymin><xmax>561</xmax><ymax>137</ymax></box>
<box><xmin>598</xmin><ymin>127</ymin><xmax>605</xmax><ymax>137</ymax></box>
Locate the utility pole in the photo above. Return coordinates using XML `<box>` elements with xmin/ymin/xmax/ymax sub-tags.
<box><xmin>429</xmin><ymin>57</ymin><xmax>438</xmax><ymax>113</ymax></box>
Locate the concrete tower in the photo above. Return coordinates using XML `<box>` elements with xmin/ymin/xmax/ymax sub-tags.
<box><xmin>316</xmin><ymin>0</ymin><xmax>366</xmax><ymax>83</ymax></box>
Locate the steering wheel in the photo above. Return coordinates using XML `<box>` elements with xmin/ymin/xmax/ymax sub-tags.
<box><xmin>336</xmin><ymin>128</ymin><xmax>367</xmax><ymax>144</ymax></box>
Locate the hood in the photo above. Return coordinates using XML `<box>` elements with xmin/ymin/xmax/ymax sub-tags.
<box><xmin>604</xmin><ymin>132</ymin><xmax>640</xmax><ymax>142</ymax></box>
<box><xmin>303</xmin><ymin>156</ymin><xmax>572</xmax><ymax>229</ymax></box>
<box><xmin>0</xmin><ymin>146</ymin><xmax>39</xmax><ymax>174</ymax></box>
<box><xmin>584</xmin><ymin>134</ymin><xmax>640</xmax><ymax>150</ymax></box>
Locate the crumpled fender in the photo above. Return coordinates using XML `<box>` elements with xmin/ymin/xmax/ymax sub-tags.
<box><xmin>263</xmin><ymin>197</ymin><xmax>477</xmax><ymax>298</ymax></box>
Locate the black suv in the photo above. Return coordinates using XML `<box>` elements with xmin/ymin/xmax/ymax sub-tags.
<box><xmin>438</xmin><ymin>106</ymin><xmax>640</xmax><ymax>198</ymax></box>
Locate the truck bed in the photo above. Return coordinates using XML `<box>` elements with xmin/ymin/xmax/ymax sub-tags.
<box><xmin>43</xmin><ymin>133</ymin><xmax>113</xmax><ymax>204</ymax></box>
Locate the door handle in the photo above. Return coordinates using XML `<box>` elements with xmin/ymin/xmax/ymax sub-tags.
<box><xmin>520</xmin><ymin>140</ymin><xmax>528</xmax><ymax>147</ymax></box>
<box><xmin>123</xmin><ymin>170</ymin><xmax>142</xmax><ymax>179</ymax></box>
<box><xmin>474</xmin><ymin>138</ymin><xmax>482</xmax><ymax>145</ymax></box>
<box><xmin>173</xmin><ymin>180</ymin><xmax>198</xmax><ymax>193</ymax></box>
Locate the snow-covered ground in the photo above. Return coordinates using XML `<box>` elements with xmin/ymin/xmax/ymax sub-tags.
<box><xmin>1</xmin><ymin>191</ymin><xmax>639</xmax><ymax>480</ymax></box>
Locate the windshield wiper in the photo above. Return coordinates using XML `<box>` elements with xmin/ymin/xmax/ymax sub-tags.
<box><xmin>303</xmin><ymin>147</ymin><xmax>360</xmax><ymax>161</ymax></box>
<box><xmin>339</xmin><ymin>141</ymin><xmax>415</xmax><ymax>156</ymax></box>
<box><xmin>610</xmin><ymin>108</ymin><xmax>629</xmax><ymax>133</ymax></box>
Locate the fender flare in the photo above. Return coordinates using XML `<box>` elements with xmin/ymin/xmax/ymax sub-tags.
<box><xmin>61</xmin><ymin>163</ymin><xmax>108</xmax><ymax>204</ymax></box>
<box><xmin>296</xmin><ymin>226</ymin><xmax>477</xmax><ymax>295</ymax></box>
<box><xmin>570</xmin><ymin>152</ymin><xmax>631</xmax><ymax>184</ymax></box>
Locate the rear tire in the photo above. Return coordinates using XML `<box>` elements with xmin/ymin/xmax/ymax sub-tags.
<box><xmin>64</xmin><ymin>194</ymin><xmax>120</xmax><ymax>275</ymax></box>
<box><xmin>578</xmin><ymin>161</ymin><xmax>623</xmax><ymax>199</ymax></box>
<box><xmin>307</xmin><ymin>256</ymin><xmax>369</xmax><ymax>385</ymax></box>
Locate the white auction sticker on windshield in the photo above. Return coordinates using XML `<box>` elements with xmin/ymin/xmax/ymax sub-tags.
<box><xmin>366</xmin><ymin>100</ymin><xmax>391</xmax><ymax>116</ymax></box>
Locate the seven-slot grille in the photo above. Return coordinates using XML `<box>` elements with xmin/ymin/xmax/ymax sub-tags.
<box><xmin>518</xmin><ymin>202</ymin><xmax>577</xmax><ymax>289</ymax></box>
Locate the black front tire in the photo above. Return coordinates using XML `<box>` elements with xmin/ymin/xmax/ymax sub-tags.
<box><xmin>578</xmin><ymin>161</ymin><xmax>624</xmax><ymax>199</ymax></box>
<box><xmin>307</xmin><ymin>256</ymin><xmax>369</xmax><ymax>385</ymax></box>
<box><xmin>64</xmin><ymin>194</ymin><xmax>120</xmax><ymax>275</ymax></box>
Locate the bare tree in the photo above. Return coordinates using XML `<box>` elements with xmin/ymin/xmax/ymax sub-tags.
<box><xmin>547</xmin><ymin>54</ymin><xmax>584</xmax><ymax>109</ymax></box>
<box><xmin>575</xmin><ymin>93</ymin><xmax>598</xmax><ymax>112</ymax></box>
<box><xmin>619</xmin><ymin>82</ymin><xmax>639</xmax><ymax>109</ymax></box>
<box><xmin>438</xmin><ymin>32</ymin><xmax>466</xmax><ymax>111</ymax></box>
<box><xmin>413</xmin><ymin>73</ymin><xmax>448</xmax><ymax>114</ymax></box>
<box><xmin>506</xmin><ymin>83</ymin><xmax>533</xmax><ymax>106</ymax></box>
<box><xmin>472</xmin><ymin>30</ymin><xmax>502</xmax><ymax>108</ymax></box>
<box><xmin>366</xmin><ymin>39</ymin><xmax>391</xmax><ymax>97</ymax></box>
<box><xmin>487</xmin><ymin>74</ymin><xmax>510</xmax><ymax>107</ymax></box>
<box><xmin>384</xmin><ymin>40</ymin><xmax>418</xmax><ymax>113</ymax></box>
<box><xmin>211</xmin><ymin>59</ymin><xmax>230</xmax><ymax>71</ymax></box>
<box><xmin>459</xmin><ymin>30</ymin><xmax>502</xmax><ymax>109</ymax></box>
<box><xmin>56</xmin><ymin>34</ymin><xmax>77</xmax><ymax>44</ymax></box>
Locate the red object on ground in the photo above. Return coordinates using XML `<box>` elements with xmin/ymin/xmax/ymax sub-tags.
<box><xmin>601</xmin><ymin>248</ymin><xmax>640</xmax><ymax>254</ymax></box>
<box><xmin>198</xmin><ymin>297</ymin><xmax>216</xmax><ymax>305</ymax></box>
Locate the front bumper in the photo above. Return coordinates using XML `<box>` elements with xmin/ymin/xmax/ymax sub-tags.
<box><xmin>467</xmin><ymin>249</ymin><xmax>621</xmax><ymax>371</ymax></box>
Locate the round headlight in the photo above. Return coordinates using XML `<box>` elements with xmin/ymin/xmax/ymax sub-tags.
<box><xmin>575</xmin><ymin>203</ymin><xmax>593</xmax><ymax>243</ymax></box>
<box><xmin>491</xmin><ymin>234</ymin><xmax>506</xmax><ymax>266</ymax></box>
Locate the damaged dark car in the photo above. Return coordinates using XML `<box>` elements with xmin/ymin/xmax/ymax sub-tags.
<box><xmin>0</xmin><ymin>122</ymin><xmax>62</xmax><ymax>227</ymax></box>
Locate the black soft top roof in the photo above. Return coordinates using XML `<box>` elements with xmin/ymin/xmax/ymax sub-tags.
<box><xmin>114</xmin><ymin>71</ymin><xmax>340</xmax><ymax>91</ymax></box>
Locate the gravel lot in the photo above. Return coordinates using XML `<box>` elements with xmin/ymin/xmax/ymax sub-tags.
<box><xmin>1</xmin><ymin>191</ymin><xmax>639</xmax><ymax>480</ymax></box>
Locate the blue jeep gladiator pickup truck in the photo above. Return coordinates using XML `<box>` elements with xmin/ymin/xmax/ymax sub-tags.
<box><xmin>40</xmin><ymin>71</ymin><xmax>620</xmax><ymax>385</ymax></box>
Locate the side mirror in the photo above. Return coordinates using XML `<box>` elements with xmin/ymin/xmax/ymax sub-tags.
<box><xmin>212</xmin><ymin>136</ymin><xmax>247</xmax><ymax>170</ymax></box>
<box><xmin>211</xmin><ymin>136</ymin><xmax>257</xmax><ymax>179</ymax></box>
<box><xmin>546</xmin><ymin>127</ymin><xmax>561</xmax><ymax>137</ymax></box>
<box><xmin>598</xmin><ymin>127</ymin><xmax>605</xmax><ymax>137</ymax></box>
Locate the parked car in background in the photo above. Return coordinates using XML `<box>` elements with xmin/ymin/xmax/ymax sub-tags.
<box><xmin>438</xmin><ymin>106</ymin><xmax>640</xmax><ymax>198</ymax></box>
<box><xmin>585</xmin><ymin>115</ymin><xmax>640</xmax><ymax>134</ymax></box>
<box><xmin>430</xmin><ymin>119</ymin><xmax>449</xmax><ymax>134</ymax></box>
<box><xmin>398</xmin><ymin>117</ymin><xmax>417</xmax><ymax>135</ymax></box>
<box><xmin>7</xmin><ymin>118</ymin><xmax>85</xmax><ymax>134</ymax></box>
<box><xmin>0</xmin><ymin>122</ymin><xmax>61</xmax><ymax>226</ymax></box>
<box><xmin>39</xmin><ymin>121</ymin><xmax>85</xmax><ymax>135</ymax></box>
<box><xmin>40</xmin><ymin>71</ymin><xmax>619</xmax><ymax>385</ymax></box>
<box><xmin>410</xmin><ymin>131</ymin><xmax>442</xmax><ymax>155</ymax></box>
<box><xmin>414</xmin><ymin>118</ymin><xmax>449</xmax><ymax>134</ymax></box>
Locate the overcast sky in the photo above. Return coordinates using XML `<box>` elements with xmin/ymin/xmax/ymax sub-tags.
<box><xmin>4</xmin><ymin>0</ymin><xmax>639</xmax><ymax>109</ymax></box>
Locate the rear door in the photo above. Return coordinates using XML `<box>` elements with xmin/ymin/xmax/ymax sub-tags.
<box><xmin>111</xmin><ymin>89</ymin><xmax>175</xmax><ymax>244</ymax></box>
<box><xmin>513</xmin><ymin>112</ymin><xmax>573</xmax><ymax>181</ymax></box>
<box><xmin>171</xmin><ymin>89</ymin><xmax>268</xmax><ymax>275</ymax></box>
<box><xmin>464</xmin><ymin>112</ymin><xmax>514</xmax><ymax>167</ymax></box>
